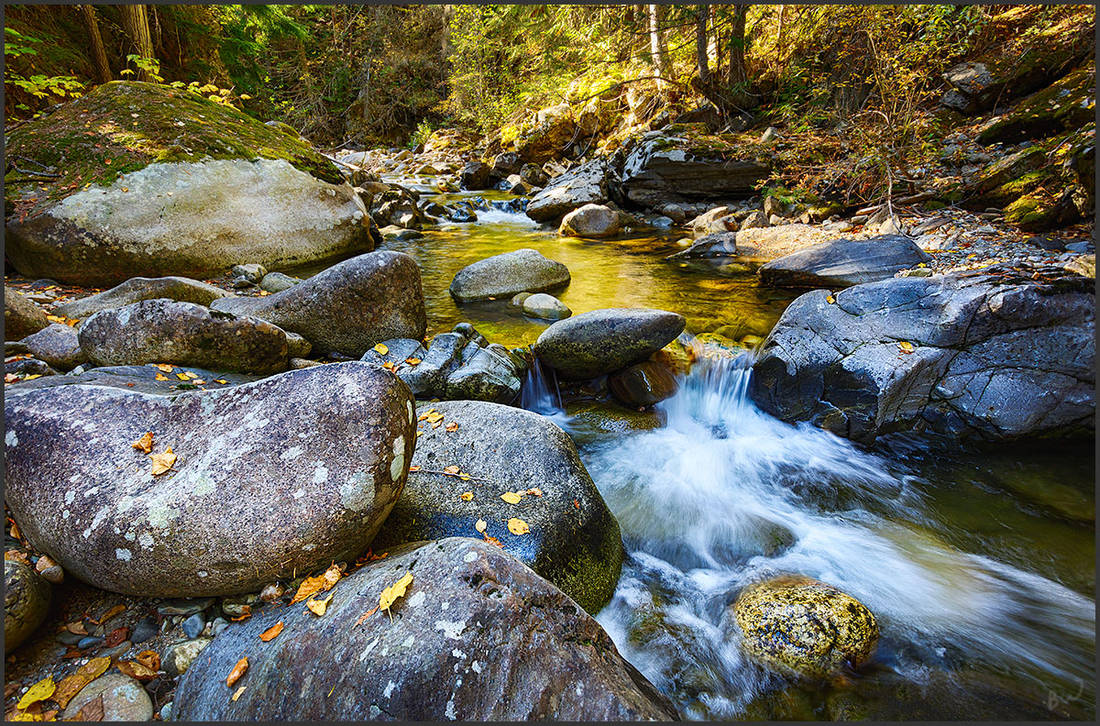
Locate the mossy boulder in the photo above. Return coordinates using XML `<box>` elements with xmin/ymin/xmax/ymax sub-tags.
<box><xmin>4</xmin><ymin>560</ymin><xmax>51</xmax><ymax>654</ymax></box>
<box><xmin>5</xmin><ymin>81</ymin><xmax>371</xmax><ymax>286</ymax></box>
<box><xmin>370</xmin><ymin>400</ymin><xmax>626</xmax><ymax>614</ymax></box>
<box><xmin>731</xmin><ymin>574</ymin><xmax>878</xmax><ymax>681</ymax></box>
<box><xmin>977</xmin><ymin>62</ymin><xmax>1095</xmax><ymax>144</ymax></box>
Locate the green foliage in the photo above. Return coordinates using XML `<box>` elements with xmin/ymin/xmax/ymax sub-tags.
<box><xmin>4</xmin><ymin>27</ymin><xmax>85</xmax><ymax>114</ymax></box>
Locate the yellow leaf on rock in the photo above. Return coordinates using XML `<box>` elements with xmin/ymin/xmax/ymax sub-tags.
<box><xmin>154</xmin><ymin>373</ymin><xmax>169</xmax><ymax>381</ymax></box>
<box><xmin>379</xmin><ymin>571</ymin><xmax>413</xmax><ymax>614</ymax></box>
<box><xmin>116</xmin><ymin>660</ymin><xmax>158</xmax><ymax>682</ymax></box>
<box><xmin>231</xmin><ymin>686</ymin><xmax>247</xmax><ymax>702</ymax></box>
<box><xmin>459</xmin><ymin>491</ymin><xmax>473</xmax><ymax>501</ymax></box>
<box><xmin>500</xmin><ymin>492</ymin><xmax>522</xmax><ymax>505</ymax></box>
<box><xmin>16</xmin><ymin>678</ymin><xmax>56</xmax><ymax>710</ymax></box>
<box><xmin>507</xmin><ymin>518</ymin><xmax>530</xmax><ymax>535</ymax></box>
<box><xmin>443</xmin><ymin>465</ymin><xmax>460</xmax><ymax>475</ymax></box>
<box><xmin>373</xmin><ymin>343</ymin><xmax>389</xmax><ymax>355</ymax></box>
<box><xmin>826</xmin><ymin>294</ymin><xmax>836</xmax><ymax>304</ymax></box>
<box><xmin>425</xmin><ymin>411</ymin><xmax>444</xmax><ymax>424</ymax></box>
<box><xmin>899</xmin><ymin>341</ymin><xmax>915</xmax><ymax>354</ymax></box>
<box><xmin>289</xmin><ymin>563</ymin><xmax>342</xmax><ymax>604</ymax></box>
<box><xmin>474</xmin><ymin>519</ymin><xmax>487</xmax><ymax>533</ymax></box>
<box><xmin>526</xmin><ymin>488</ymin><xmax>543</xmax><ymax>497</ymax></box>
<box><xmin>131</xmin><ymin>431</ymin><xmax>154</xmax><ymax>454</ymax></box>
<box><xmin>150</xmin><ymin>447</ymin><xmax>176</xmax><ymax>476</ymax></box>
<box><xmin>306</xmin><ymin>593</ymin><xmax>333</xmax><ymax>616</ymax></box>
<box><xmin>153</xmin><ymin>363</ymin><xmax>174</xmax><ymax>372</ymax></box>
<box><xmin>53</xmin><ymin>657</ymin><xmax>109</xmax><ymax>707</ymax></box>
<box><xmin>445</xmin><ymin>422</ymin><xmax>459</xmax><ymax>432</ymax></box>
<box><xmin>405</xmin><ymin>357</ymin><xmax>421</xmax><ymax>365</ymax></box>
<box><xmin>176</xmin><ymin>373</ymin><xmax>190</xmax><ymax>381</ymax></box>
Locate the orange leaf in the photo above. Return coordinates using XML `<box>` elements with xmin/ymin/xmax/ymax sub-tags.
<box><xmin>71</xmin><ymin>694</ymin><xmax>104</xmax><ymax>722</ymax></box>
<box><xmin>445</xmin><ymin>422</ymin><xmax>459</xmax><ymax>432</ymax></box>
<box><xmin>96</xmin><ymin>604</ymin><xmax>126</xmax><ymax>624</ymax></box>
<box><xmin>230</xmin><ymin>606</ymin><xmax>252</xmax><ymax>622</ymax></box>
<box><xmin>259</xmin><ymin>622</ymin><xmax>284</xmax><ymax>642</ymax></box>
<box><xmin>154</xmin><ymin>373</ymin><xmax>169</xmax><ymax>381</ymax></box>
<box><xmin>116</xmin><ymin>660</ymin><xmax>158</xmax><ymax>682</ymax></box>
<box><xmin>404</xmin><ymin>357</ymin><xmax>421</xmax><ymax>365</ymax></box>
<box><xmin>354</xmin><ymin>607</ymin><xmax>378</xmax><ymax>627</ymax></box>
<box><xmin>526</xmin><ymin>488</ymin><xmax>543</xmax><ymax>497</ymax></box>
<box><xmin>153</xmin><ymin>363</ymin><xmax>175</xmax><ymax>372</ymax></box>
<box><xmin>131</xmin><ymin>432</ymin><xmax>154</xmax><ymax>454</ymax></box>
<box><xmin>226</xmin><ymin>658</ymin><xmax>248</xmax><ymax>688</ymax></box>
<box><xmin>136</xmin><ymin>650</ymin><xmax>160</xmax><ymax>672</ymax></box>
<box><xmin>408</xmin><ymin>465</ymin><xmax>421</xmax><ymax>473</ymax></box>
<box><xmin>289</xmin><ymin>563</ymin><xmax>342</xmax><ymax>604</ymax></box>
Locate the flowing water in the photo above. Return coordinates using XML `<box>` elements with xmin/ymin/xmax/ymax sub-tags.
<box><xmin>340</xmin><ymin>183</ymin><xmax>1095</xmax><ymax>719</ymax></box>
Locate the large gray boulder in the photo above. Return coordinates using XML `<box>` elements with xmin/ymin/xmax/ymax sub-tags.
<box><xmin>4</xmin><ymin>288</ymin><xmax>49</xmax><ymax>341</ymax></box>
<box><xmin>449</xmin><ymin>248</ymin><xmax>570</xmax><ymax>302</ymax></box>
<box><xmin>53</xmin><ymin>276</ymin><xmax>233</xmax><ymax>320</ymax></box>
<box><xmin>750</xmin><ymin>264</ymin><xmax>1095</xmax><ymax>443</ymax></box>
<box><xmin>618</xmin><ymin>132</ymin><xmax>770</xmax><ymax>208</ymax></box>
<box><xmin>4</xmin><ymin>560</ymin><xmax>51</xmax><ymax>654</ymax></box>
<box><xmin>78</xmin><ymin>299</ymin><xmax>289</xmax><ymax>375</ymax></box>
<box><xmin>22</xmin><ymin>323</ymin><xmax>86</xmax><ymax>371</ymax></box>
<box><xmin>559</xmin><ymin>203</ymin><xmax>621</xmax><ymax>238</ymax></box>
<box><xmin>173</xmin><ymin>538</ymin><xmax>677</xmax><ymax>721</ymax></box>
<box><xmin>212</xmin><ymin>250</ymin><xmax>426</xmax><ymax>357</ymax></box>
<box><xmin>525</xmin><ymin>159</ymin><xmax>612</xmax><ymax>223</ymax></box>
<box><xmin>372</xmin><ymin>401</ymin><xmax>625</xmax><ymax>613</ymax></box>
<box><xmin>4</xmin><ymin>362</ymin><xmax>416</xmax><ymax>596</ymax></box>
<box><xmin>758</xmin><ymin>235</ymin><xmax>932</xmax><ymax>288</ymax></box>
<box><xmin>5</xmin><ymin>82</ymin><xmax>372</xmax><ymax>286</ymax></box>
<box><xmin>535</xmin><ymin>308</ymin><xmax>686</xmax><ymax>379</ymax></box>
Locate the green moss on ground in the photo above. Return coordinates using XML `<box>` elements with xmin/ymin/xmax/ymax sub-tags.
<box><xmin>5</xmin><ymin>81</ymin><xmax>343</xmax><ymax>219</ymax></box>
<box><xmin>977</xmin><ymin>62</ymin><xmax>1096</xmax><ymax>144</ymax></box>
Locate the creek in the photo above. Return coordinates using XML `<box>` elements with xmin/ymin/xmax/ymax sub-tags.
<box><xmin>350</xmin><ymin>183</ymin><xmax>1096</xmax><ymax>719</ymax></box>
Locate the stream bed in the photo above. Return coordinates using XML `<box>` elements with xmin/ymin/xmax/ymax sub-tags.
<box><xmin>319</xmin><ymin>186</ymin><xmax>1096</xmax><ymax>720</ymax></box>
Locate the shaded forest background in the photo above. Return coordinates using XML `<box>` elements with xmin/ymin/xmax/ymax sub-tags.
<box><xmin>4</xmin><ymin>4</ymin><xmax>1095</xmax><ymax>208</ymax></box>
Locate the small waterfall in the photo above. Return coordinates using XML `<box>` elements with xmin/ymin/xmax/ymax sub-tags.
<box><xmin>521</xmin><ymin>355</ymin><xmax>564</xmax><ymax>417</ymax></box>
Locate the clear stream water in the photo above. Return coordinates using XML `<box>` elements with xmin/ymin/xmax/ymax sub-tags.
<box><xmin>315</xmin><ymin>185</ymin><xmax>1096</xmax><ymax>719</ymax></box>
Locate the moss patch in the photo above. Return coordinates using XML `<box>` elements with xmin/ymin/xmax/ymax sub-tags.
<box><xmin>5</xmin><ymin>81</ymin><xmax>343</xmax><ymax>220</ymax></box>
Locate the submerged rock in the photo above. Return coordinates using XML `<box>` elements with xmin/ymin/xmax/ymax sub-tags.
<box><xmin>5</xmin><ymin>82</ymin><xmax>371</xmax><ymax>286</ymax></box>
<box><xmin>666</xmin><ymin>231</ymin><xmax>738</xmax><ymax>260</ymax></box>
<box><xmin>4</xmin><ymin>560</ymin><xmax>51</xmax><ymax>654</ymax></box>
<box><xmin>4</xmin><ymin>362</ymin><xmax>416</xmax><ymax>597</ymax></box>
<box><xmin>372</xmin><ymin>401</ymin><xmax>625</xmax><ymax>613</ymax></box>
<box><xmin>732</xmin><ymin>574</ymin><xmax>878</xmax><ymax>681</ymax></box>
<box><xmin>750</xmin><ymin>264</ymin><xmax>1095</xmax><ymax>442</ymax></box>
<box><xmin>758</xmin><ymin>235</ymin><xmax>932</xmax><ymax>288</ymax></box>
<box><xmin>535</xmin><ymin>308</ymin><xmax>686</xmax><ymax>379</ymax></box>
<box><xmin>78</xmin><ymin>299</ymin><xmax>290</xmax><ymax>375</ymax></box>
<box><xmin>173</xmin><ymin>538</ymin><xmax>676</xmax><ymax>721</ymax></box>
<box><xmin>4</xmin><ymin>288</ymin><xmax>49</xmax><ymax>341</ymax></box>
<box><xmin>449</xmin><ymin>248</ymin><xmax>570</xmax><ymax>302</ymax></box>
<box><xmin>53</xmin><ymin>276</ymin><xmax>233</xmax><ymax>320</ymax></box>
<box><xmin>212</xmin><ymin>250</ymin><xmax>426</xmax><ymax>357</ymax></box>
<box><xmin>522</xmin><ymin>292</ymin><xmax>571</xmax><ymax>320</ymax></box>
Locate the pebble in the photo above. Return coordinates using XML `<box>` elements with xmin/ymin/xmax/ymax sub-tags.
<box><xmin>131</xmin><ymin>617</ymin><xmax>158</xmax><ymax>644</ymax></box>
<box><xmin>100</xmin><ymin>640</ymin><xmax>132</xmax><ymax>660</ymax></box>
<box><xmin>56</xmin><ymin>631</ymin><xmax>84</xmax><ymax>646</ymax></box>
<box><xmin>157</xmin><ymin>598</ymin><xmax>214</xmax><ymax>616</ymax></box>
<box><xmin>159</xmin><ymin>702</ymin><xmax>173</xmax><ymax>721</ymax></box>
<box><xmin>182</xmin><ymin>613</ymin><xmax>205</xmax><ymax>639</ymax></box>
<box><xmin>206</xmin><ymin>617</ymin><xmax>229</xmax><ymax>637</ymax></box>
<box><xmin>259</xmin><ymin>583</ymin><xmax>284</xmax><ymax>603</ymax></box>
<box><xmin>77</xmin><ymin>635</ymin><xmax>104</xmax><ymax>649</ymax></box>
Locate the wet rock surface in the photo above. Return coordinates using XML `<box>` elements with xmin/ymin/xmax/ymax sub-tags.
<box><xmin>173</xmin><ymin>538</ymin><xmax>677</xmax><ymax>721</ymax></box>
<box><xmin>53</xmin><ymin>276</ymin><xmax>233</xmax><ymax>320</ymax></box>
<box><xmin>449</xmin><ymin>248</ymin><xmax>571</xmax><ymax>302</ymax></box>
<box><xmin>4</xmin><ymin>560</ymin><xmax>52</xmax><ymax>654</ymax></box>
<box><xmin>759</xmin><ymin>235</ymin><xmax>933</xmax><ymax>288</ymax></box>
<box><xmin>535</xmin><ymin>307</ymin><xmax>686</xmax><ymax>379</ymax></box>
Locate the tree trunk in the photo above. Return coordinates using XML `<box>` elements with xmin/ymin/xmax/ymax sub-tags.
<box><xmin>695</xmin><ymin>5</ymin><xmax>710</xmax><ymax>85</ymax></box>
<box><xmin>120</xmin><ymin>4</ymin><xmax>155</xmax><ymax>80</ymax></box>
<box><xmin>726</xmin><ymin>4</ymin><xmax>753</xmax><ymax>107</ymax></box>
<box><xmin>78</xmin><ymin>5</ymin><xmax>112</xmax><ymax>84</ymax></box>
<box><xmin>647</xmin><ymin>4</ymin><xmax>671</xmax><ymax>89</ymax></box>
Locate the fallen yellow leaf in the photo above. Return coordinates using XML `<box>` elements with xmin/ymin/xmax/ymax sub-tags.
<box><xmin>306</xmin><ymin>593</ymin><xmax>333</xmax><ymax>616</ymax></box>
<box><xmin>259</xmin><ymin>622</ymin><xmax>284</xmax><ymax>642</ymax></box>
<box><xmin>826</xmin><ymin>294</ymin><xmax>836</xmax><ymax>304</ymax></box>
<box><xmin>116</xmin><ymin>659</ymin><xmax>158</xmax><ymax>682</ymax></box>
<box><xmin>232</xmin><ymin>686</ymin><xmax>247</xmax><ymax>702</ymax></box>
<box><xmin>459</xmin><ymin>491</ymin><xmax>473</xmax><ymax>501</ymax></box>
<box><xmin>507</xmin><ymin>518</ymin><xmax>530</xmax><ymax>535</ymax></box>
<box><xmin>154</xmin><ymin>373</ymin><xmax>169</xmax><ymax>381</ymax></box>
<box><xmin>16</xmin><ymin>678</ymin><xmax>55</xmax><ymax>710</ymax></box>
<box><xmin>475</xmin><ymin>519</ymin><xmax>487</xmax><ymax>533</ymax></box>
<box><xmin>153</xmin><ymin>363</ymin><xmax>175</xmax><ymax>372</ymax></box>
<box><xmin>226</xmin><ymin>657</ymin><xmax>248</xmax><ymax>688</ymax></box>
<box><xmin>131</xmin><ymin>431</ymin><xmax>154</xmax><ymax>454</ymax></box>
<box><xmin>373</xmin><ymin>343</ymin><xmax>389</xmax><ymax>355</ymax></box>
<box><xmin>899</xmin><ymin>341</ymin><xmax>915</xmax><ymax>354</ymax></box>
<box><xmin>215</xmin><ymin>379</ymin><xmax>229</xmax><ymax>384</ymax></box>
<box><xmin>150</xmin><ymin>447</ymin><xmax>176</xmax><ymax>476</ymax></box>
<box><xmin>379</xmin><ymin>571</ymin><xmax>413</xmax><ymax>616</ymax></box>
<box><xmin>445</xmin><ymin>422</ymin><xmax>459</xmax><ymax>432</ymax></box>
<box><xmin>500</xmin><ymin>492</ymin><xmax>522</xmax><ymax>505</ymax></box>
<box><xmin>443</xmin><ymin>465</ymin><xmax>460</xmax><ymax>475</ymax></box>
<box><xmin>289</xmin><ymin>563</ymin><xmax>342</xmax><ymax>604</ymax></box>
<box><xmin>176</xmin><ymin>373</ymin><xmax>190</xmax><ymax>381</ymax></box>
<box><xmin>425</xmin><ymin>411</ymin><xmax>444</xmax><ymax>424</ymax></box>
<box><xmin>526</xmin><ymin>488</ymin><xmax>543</xmax><ymax>497</ymax></box>
<box><xmin>53</xmin><ymin>657</ymin><xmax>109</xmax><ymax>707</ymax></box>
